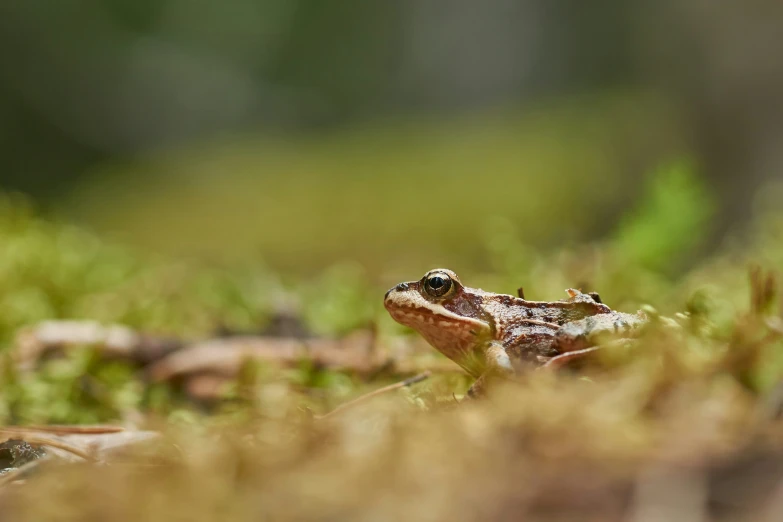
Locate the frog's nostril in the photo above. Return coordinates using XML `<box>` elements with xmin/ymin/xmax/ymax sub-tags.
<box><xmin>384</xmin><ymin>283</ymin><xmax>409</xmax><ymax>303</ymax></box>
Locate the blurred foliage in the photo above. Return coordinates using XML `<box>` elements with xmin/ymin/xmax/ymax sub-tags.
<box><xmin>0</xmin><ymin>349</ymin><xmax>141</xmax><ymax>425</ymax></box>
<box><xmin>612</xmin><ymin>160</ymin><xmax>715</xmax><ymax>272</ymax></box>
<box><xmin>477</xmin><ymin>160</ymin><xmax>716</xmax><ymax>315</ymax></box>
<box><xmin>0</xmin><ymin>193</ymin><xmax>379</xmax><ymax>343</ymax></box>
<box><xmin>60</xmin><ymin>93</ymin><xmax>685</xmax><ymax>275</ymax></box>
<box><xmin>0</xmin><ymin>193</ymin><xmax>272</xmax><ymax>341</ymax></box>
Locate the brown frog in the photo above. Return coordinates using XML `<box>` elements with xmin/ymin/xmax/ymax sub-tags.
<box><xmin>384</xmin><ymin>268</ymin><xmax>646</xmax><ymax>396</ymax></box>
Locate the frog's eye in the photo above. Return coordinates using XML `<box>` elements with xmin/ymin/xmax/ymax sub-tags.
<box><xmin>424</xmin><ymin>272</ymin><xmax>453</xmax><ymax>298</ymax></box>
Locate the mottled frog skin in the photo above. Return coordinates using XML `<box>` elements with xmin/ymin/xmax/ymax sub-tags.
<box><xmin>384</xmin><ymin>268</ymin><xmax>645</xmax><ymax>396</ymax></box>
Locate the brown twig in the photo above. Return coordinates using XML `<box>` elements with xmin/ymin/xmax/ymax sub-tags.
<box><xmin>13</xmin><ymin>320</ymin><xmax>458</xmax><ymax>396</ymax></box>
<box><xmin>146</xmin><ymin>330</ymin><xmax>379</xmax><ymax>382</ymax></box>
<box><xmin>0</xmin><ymin>425</ymin><xmax>125</xmax><ymax>435</ymax></box>
<box><xmin>316</xmin><ymin>371</ymin><xmax>431</xmax><ymax>420</ymax></box>
<box><xmin>14</xmin><ymin>320</ymin><xmax>183</xmax><ymax>371</ymax></box>
<box><xmin>0</xmin><ymin>431</ymin><xmax>98</xmax><ymax>462</ymax></box>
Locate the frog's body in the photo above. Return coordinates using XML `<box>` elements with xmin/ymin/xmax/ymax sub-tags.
<box><xmin>384</xmin><ymin>269</ymin><xmax>646</xmax><ymax>396</ymax></box>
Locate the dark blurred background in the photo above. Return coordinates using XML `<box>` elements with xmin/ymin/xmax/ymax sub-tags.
<box><xmin>0</xmin><ymin>1</ymin><xmax>781</xmax><ymax>275</ymax></box>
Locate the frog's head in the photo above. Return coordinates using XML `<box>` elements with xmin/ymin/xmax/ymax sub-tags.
<box><xmin>384</xmin><ymin>269</ymin><xmax>492</xmax><ymax>367</ymax></box>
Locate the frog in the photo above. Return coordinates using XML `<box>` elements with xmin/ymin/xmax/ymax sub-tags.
<box><xmin>383</xmin><ymin>268</ymin><xmax>647</xmax><ymax>397</ymax></box>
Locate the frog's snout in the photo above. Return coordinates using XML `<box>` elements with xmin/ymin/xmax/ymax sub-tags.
<box><xmin>384</xmin><ymin>283</ymin><xmax>410</xmax><ymax>303</ymax></box>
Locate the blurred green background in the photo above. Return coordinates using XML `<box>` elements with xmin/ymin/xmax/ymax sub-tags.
<box><xmin>1</xmin><ymin>0</ymin><xmax>781</xmax><ymax>280</ymax></box>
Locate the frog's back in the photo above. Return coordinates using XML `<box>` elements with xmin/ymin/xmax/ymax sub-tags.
<box><xmin>482</xmin><ymin>292</ymin><xmax>611</xmax><ymax>329</ymax></box>
<box><xmin>481</xmin><ymin>291</ymin><xmax>613</xmax><ymax>363</ymax></box>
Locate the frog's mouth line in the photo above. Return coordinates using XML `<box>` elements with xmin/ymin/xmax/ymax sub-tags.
<box><xmin>384</xmin><ymin>298</ymin><xmax>492</xmax><ymax>343</ymax></box>
<box><xmin>387</xmin><ymin>304</ymin><xmax>486</xmax><ymax>328</ymax></box>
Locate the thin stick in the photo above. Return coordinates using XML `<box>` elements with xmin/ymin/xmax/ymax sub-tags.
<box><xmin>0</xmin><ymin>432</ymin><xmax>98</xmax><ymax>462</ymax></box>
<box><xmin>316</xmin><ymin>371</ymin><xmax>431</xmax><ymax>420</ymax></box>
<box><xmin>540</xmin><ymin>347</ymin><xmax>602</xmax><ymax>370</ymax></box>
<box><xmin>0</xmin><ymin>425</ymin><xmax>125</xmax><ymax>435</ymax></box>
